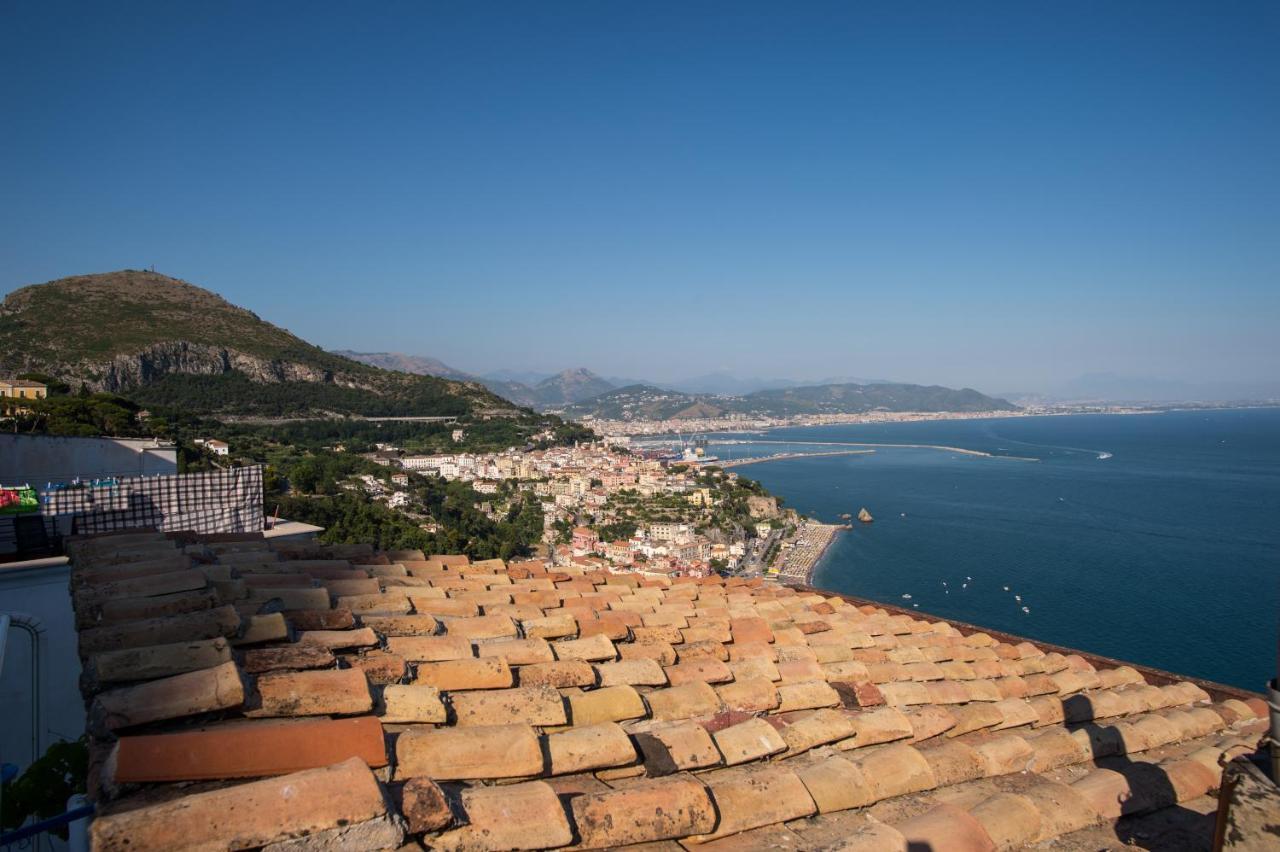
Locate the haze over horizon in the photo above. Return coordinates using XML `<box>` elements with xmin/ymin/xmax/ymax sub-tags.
<box><xmin>3</xmin><ymin>2</ymin><xmax>1277</xmax><ymax>394</ymax></box>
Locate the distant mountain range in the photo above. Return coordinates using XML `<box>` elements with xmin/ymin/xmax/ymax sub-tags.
<box><xmin>0</xmin><ymin>271</ymin><xmax>515</xmax><ymax>418</ymax></box>
<box><xmin>339</xmin><ymin>350</ymin><xmax>1018</xmax><ymax>417</ymax></box>
<box><xmin>559</xmin><ymin>382</ymin><xmax>1018</xmax><ymax>420</ymax></box>
<box><xmin>337</xmin><ymin>352</ymin><xmax>615</xmax><ymax>409</ymax></box>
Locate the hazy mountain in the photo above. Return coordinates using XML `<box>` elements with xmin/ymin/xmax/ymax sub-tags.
<box><xmin>530</xmin><ymin>368</ymin><xmax>614</xmax><ymax>406</ymax></box>
<box><xmin>563</xmin><ymin>381</ymin><xmax>1017</xmax><ymax>420</ymax></box>
<box><xmin>334</xmin><ymin>350</ymin><xmax>471</xmax><ymax>381</ymax></box>
<box><xmin>481</xmin><ymin>368</ymin><xmax>556</xmax><ymax>386</ymax></box>
<box><xmin>0</xmin><ymin>271</ymin><xmax>512</xmax><ymax>417</ymax></box>
<box><xmin>333</xmin><ymin>352</ymin><xmax>615</xmax><ymax>409</ymax></box>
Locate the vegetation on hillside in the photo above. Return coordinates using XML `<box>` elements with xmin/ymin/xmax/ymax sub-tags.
<box><xmin>0</xmin><ymin>270</ymin><xmax>516</xmax><ymax>418</ymax></box>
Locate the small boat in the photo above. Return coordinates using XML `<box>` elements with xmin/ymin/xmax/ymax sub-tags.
<box><xmin>1002</xmin><ymin>586</ymin><xmax>1010</xmax><ymax>592</ymax></box>
<box><xmin>912</xmin><ymin>603</ymin><xmax>919</xmax><ymax>608</ymax></box>
<box><xmin>901</xmin><ymin>594</ymin><xmax>912</xmax><ymax>600</ymax></box>
<box><xmin>1014</xmin><ymin>595</ymin><xmax>1021</xmax><ymax>602</ymax></box>
<box><xmin>961</xmin><ymin>583</ymin><xmax>967</xmax><ymax>589</ymax></box>
<box><xmin>966</xmin><ymin>576</ymin><xmax>972</xmax><ymax>580</ymax></box>
<box><xmin>1021</xmin><ymin>606</ymin><xmax>1030</xmax><ymax>613</ymax></box>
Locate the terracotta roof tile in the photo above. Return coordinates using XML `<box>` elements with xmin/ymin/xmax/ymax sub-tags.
<box><xmin>432</xmin><ymin>780</ymin><xmax>572</xmax><ymax>851</ymax></box>
<box><xmin>689</xmin><ymin>765</ymin><xmax>817</xmax><ymax>842</ymax></box>
<box><xmin>857</xmin><ymin>743</ymin><xmax>937</xmax><ymax>799</ymax></box>
<box><xmin>250</xmin><ymin>667</ymin><xmax>372</xmax><ymax>717</ymax></box>
<box><xmin>242</xmin><ymin>642</ymin><xmax>335</xmax><ymax>674</ymax></box>
<box><xmin>712</xmin><ymin>716</ymin><xmax>787</xmax><ymax>765</ymax></box>
<box><xmin>449</xmin><ymin>685</ymin><xmax>567</xmax><ymax>727</ymax></box>
<box><xmin>80</xmin><ymin>604</ymin><xmax>241</xmax><ymax>654</ymax></box>
<box><xmin>395</xmin><ymin>723</ymin><xmax>543</xmax><ymax>780</ymax></box>
<box><xmin>518</xmin><ymin>660</ymin><xmax>597</xmax><ymax>689</ymax></box>
<box><xmin>974</xmin><ymin>734</ymin><xmax>1035</xmax><ymax>776</ymax></box>
<box><xmin>795</xmin><ymin>755</ymin><xmax>876</xmax><ymax>813</ymax></box>
<box><xmin>381</xmin><ymin>684</ymin><xmax>447</xmax><ymax>723</ymax></box>
<box><xmin>646</xmin><ymin>681</ymin><xmax>722</xmax><ymax>722</ymax></box>
<box><xmin>360</xmin><ymin>614</ymin><xmax>442</xmax><ymax>636</ymax></box>
<box><xmin>571</xmin><ymin>774</ymin><xmax>716</xmax><ymax>847</ymax></box>
<box><xmin>92</xmin><ymin>660</ymin><xmax>246</xmax><ymax>732</ymax></box>
<box><xmin>112</xmin><ymin>716</ymin><xmax>388</xmax><ymax>782</ymax></box>
<box><xmin>632</xmin><ymin>720</ymin><xmax>721</xmax><ymax>773</ymax></box>
<box><xmin>345</xmin><ymin>650</ymin><xmax>407</xmax><ymax>684</ymax></box>
<box><xmin>476</xmin><ymin>637</ymin><xmax>555</xmax><ymax>665</ymax></box>
<box><xmin>595</xmin><ymin>657</ymin><xmax>668</xmax><ymax>687</ymax></box>
<box><xmin>388</xmin><ymin>635</ymin><xmax>473</xmax><ymax>662</ymax></box>
<box><xmin>545</xmin><ymin>722</ymin><xmax>637</xmax><ymax>774</ymax></box>
<box><xmin>775</xmin><ymin>679</ymin><xmax>841</xmax><ymax>712</ymax></box>
<box><xmin>415</xmin><ymin>657</ymin><xmax>513</xmax><ymax>691</ymax></box>
<box><xmin>90</xmin><ymin>757</ymin><xmax>389</xmax><ymax>852</ymax></box>
<box><xmin>89</xmin><ymin>637</ymin><xmax>232</xmax><ymax>685</ymax></box>
<box><xmin>897</xmin><ymin>802</ymin><xmax>996</xmax><ymax>852</ymax></box>
<box><xmin>552</xmin><ymin>632</ymin><xmax>617</xmax><ymax>662</ymax></box>
<box><xmin>566</xmin><ymin>684</ymin><xmax>647</xmax><ymax>725</ymax></box>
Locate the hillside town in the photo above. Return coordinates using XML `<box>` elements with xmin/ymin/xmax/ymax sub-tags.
<box><xmin>356</xmin><ymin>439</ymin><xmax>809</xmax><ymax>581</ymax></box>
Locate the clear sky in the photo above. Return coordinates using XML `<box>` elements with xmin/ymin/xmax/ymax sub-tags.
<box><xmin>3</xmin><ymin>2</ymin><xmax>1277</xmax><ymax>393</ymax></box>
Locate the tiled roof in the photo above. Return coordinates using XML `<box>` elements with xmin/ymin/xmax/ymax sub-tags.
<box><xmin>69</xmin><ymin>530</ymin><xmax>1269</xmax><ymax>851</ymax></box>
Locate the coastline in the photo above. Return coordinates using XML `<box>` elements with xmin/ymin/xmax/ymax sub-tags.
<box><xmin>773</xmin><ymin>520</ymin><xmax>843</xmax><ymax>585</ymax></box>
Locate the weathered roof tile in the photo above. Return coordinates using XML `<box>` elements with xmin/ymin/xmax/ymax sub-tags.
<box><xmin>90</xmin><ymin>757</ymin><xmax>388</xmax><ymax>852</ymax></box>
<box><xmin>395</xmin><ymin>723</ymin><xmax>543</xmax><ymax>780</ymax></box>
<box><xmin>431</xmin><ymin>780</ymin><xmax>572</xmax><ymax>851</ymax></box>
<box><xmin>92</xmin><ymin>660</ymin><xmax>245</xmax><ymax>732</ymax></box>
<box><xmin>250</xmin><ymin>667</ymin><xmax>372</xmax><ymax>717</ymax></box>
<box><xmin>571</xmin><ymin>773</ymin><xmax>716</xmax><ymax>847</ymax></box>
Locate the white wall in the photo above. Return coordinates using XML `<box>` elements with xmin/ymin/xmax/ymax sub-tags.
<box><xmin>1</xmin><ymin>434</ymin><xmax>177</xmax><ymax>488</ymax></box>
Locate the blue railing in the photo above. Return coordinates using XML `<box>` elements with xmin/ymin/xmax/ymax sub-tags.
<box><xmin>0</xmin><ymin>804</ymin><xmax>94</xmax><ymax>849</ymax></box>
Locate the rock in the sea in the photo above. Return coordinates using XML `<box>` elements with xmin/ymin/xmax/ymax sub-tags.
<box><xmin>857</xmin><ymin>508</ymin><xmax>873</xmax><ymax>523</ymax></box>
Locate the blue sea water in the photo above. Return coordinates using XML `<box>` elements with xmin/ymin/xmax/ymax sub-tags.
<box><xmin>707</xmin><ymin>408</ymin><xmax>1280</xmax><ymax>691</ymax></box>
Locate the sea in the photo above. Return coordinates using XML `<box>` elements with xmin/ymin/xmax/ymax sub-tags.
<box><xmin>695</xmin><ymin>408</ymin><xmax>1279</xmax><ymax>691</ymax></box>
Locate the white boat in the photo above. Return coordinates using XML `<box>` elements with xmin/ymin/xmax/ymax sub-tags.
<box><xmin>1002</xmin><ymin>586</ymin><xmax>1010</xmax><ymax>592</ymax></box>
<box><xmin>901</xmin><ymin>594</ymin><xmax>912</xmax><ymax>600</ymax></box>
<box><xmin>1097</xmin><ymin>452</ymin><xmax>1113</xmax><ymax>460</ymax></box>
<box><xmin>1015</xmin><ymin>595</ymin><xmax>1021</xmax><ymax>602</ymax></box>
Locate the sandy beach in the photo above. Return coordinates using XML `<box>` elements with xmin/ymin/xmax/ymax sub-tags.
<box><xmin>774</xmin><ymin>520</ymin><xmax>843</xmax><ymax>585</ymax></box>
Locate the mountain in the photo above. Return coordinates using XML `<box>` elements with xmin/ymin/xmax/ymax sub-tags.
<box><xmin>562</xmin><ymin>381</ymin><xmax>1017</xmax><ymax>420</ymax></box>
<box><xmin>562</xmin><ymin>385</ymin><xmax>727</xmax><ymax>421</ymax></box>
<box><xmin>482</xmin><ymin>368</ymin><xmax>555</xmax><ymax>386</ymax></box>
<box><xmin>332</xmin><ymin>350</ymin><xmax>472</xmax><ymax>381</ymax></box>
<box><xmin>334</xmin><ymin>352</ymin><xmax>616</xmax><ymax>410</ymax></box>
<box><xmin>0</xmin><ymin>271</ymin><xmax>515</xmax><ymax>417</ymax></box>
<box><xmin>530</xmin><ymin>368</ymin><xmax>614</xmax><ymax>406</ymax></box>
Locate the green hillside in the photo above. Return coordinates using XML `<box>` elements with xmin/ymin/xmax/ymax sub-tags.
<box><xmin>0</xmin><ymin>270</ymin><xmax>514</xmax><ymax>417</ymax></box>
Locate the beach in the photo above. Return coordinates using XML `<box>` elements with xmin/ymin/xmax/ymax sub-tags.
<box><xmin>774</xmin><ymin>520</ymin><xmax>843</xmax><ymax>585</ymax></box>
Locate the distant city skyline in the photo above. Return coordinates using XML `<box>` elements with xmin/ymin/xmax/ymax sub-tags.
<box><xmin>3</xmin><ymin>2</ymin><xmax>1276</xmax><ymax>393</ymax></box>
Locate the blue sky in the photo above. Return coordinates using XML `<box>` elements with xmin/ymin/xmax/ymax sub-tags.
<box><xmin>2</xmin><ymin>2</ymin><xmax>1276</xmax><ymax>392</ymax></box>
